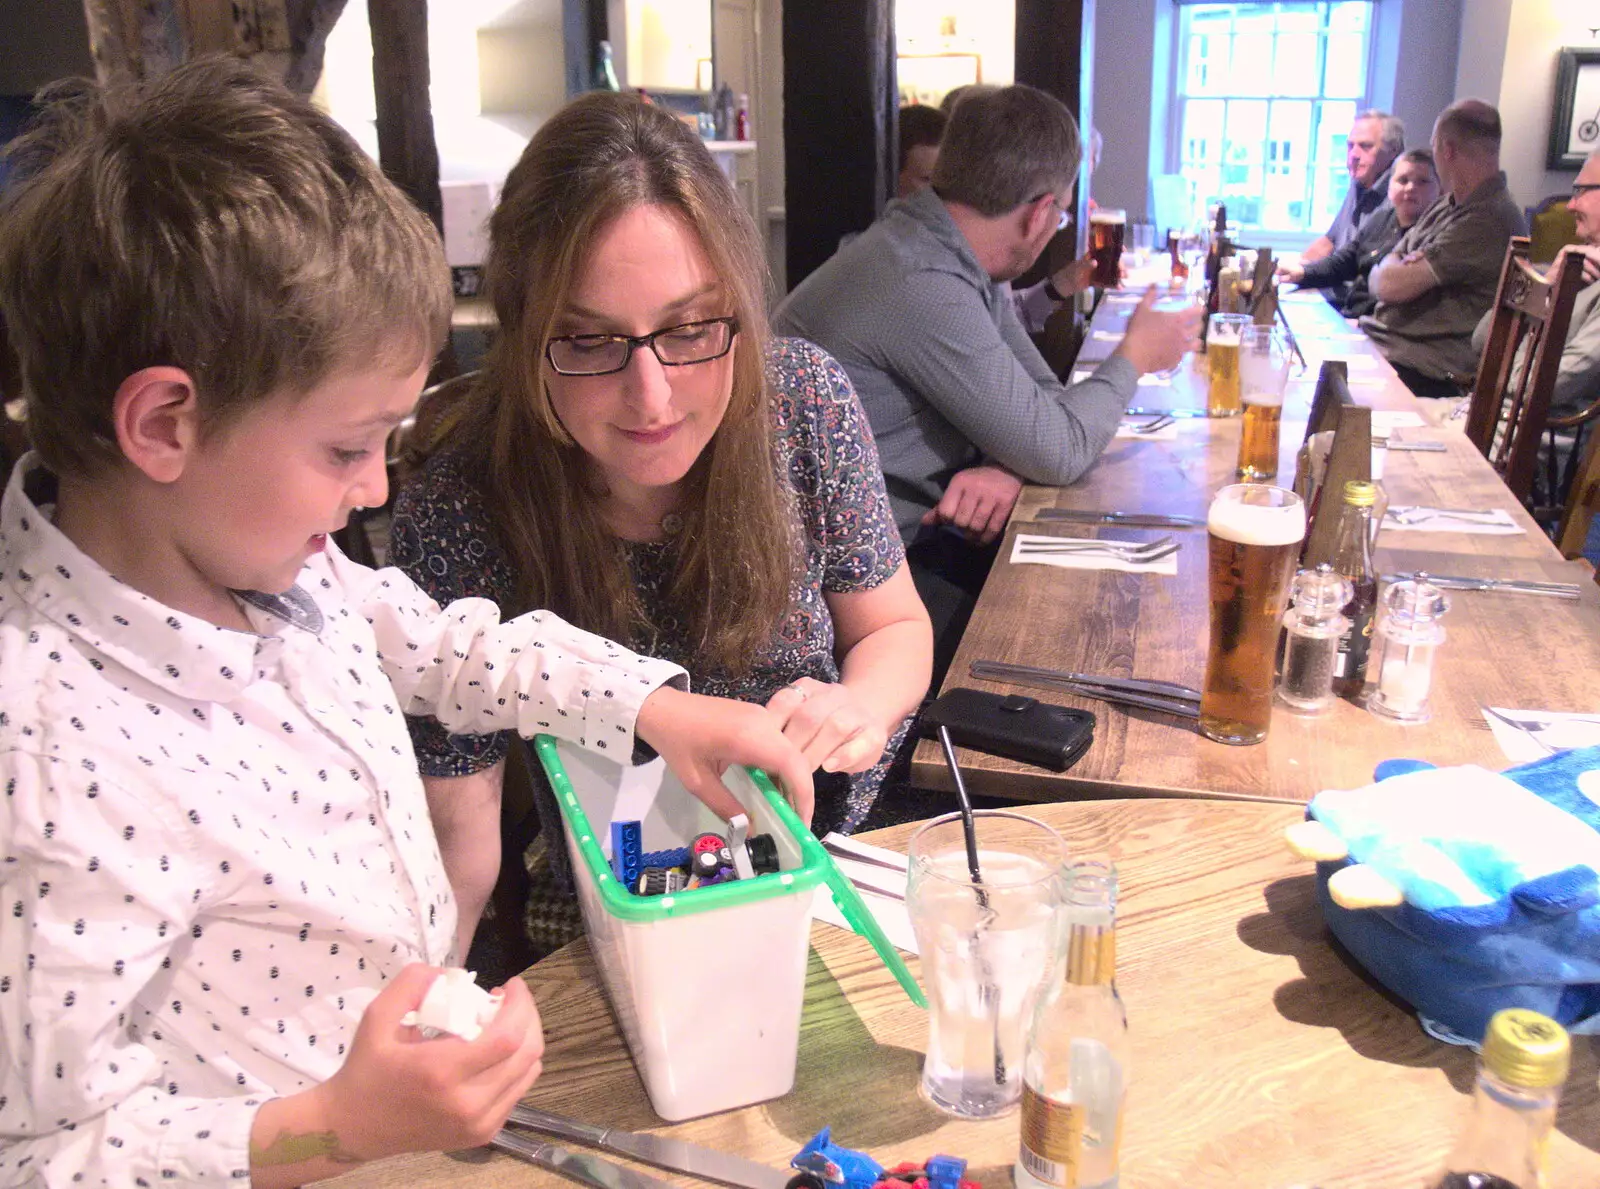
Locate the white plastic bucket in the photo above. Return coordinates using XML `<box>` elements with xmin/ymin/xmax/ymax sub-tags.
<box><xmin>537</xmin><ymin>736</ymin><xmax>828</xmax><ymax>1121</ymax></box>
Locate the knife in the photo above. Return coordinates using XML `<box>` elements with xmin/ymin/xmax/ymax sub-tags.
<box><xmin>1383</xmin><ymin>441</ymin><xmax>1448</xmax><ymax>453</ymax></box>
<box><xmin>492</xmin><ymin>1131</ymin><xmax>687</xmax><ymax>1189</ymax></box>
<box><xmin>506</xmin><ymin>1104</ymin><xmax>793</xmax><ymax>1189</ymax></box>
<box><xmin>1379</xmin><ymin>574</ymin><xmax>1582</xmax><ymax>599</ymax></box>
<box><xmin>1033</xmin><ymin>509</ymin><xmax>1205</xmax><ymax>528</ymax></box>
<box><xmin>1123</xmin><ymin>406</ymin><xmax>1209</xmax><ymax>418</ymax></box>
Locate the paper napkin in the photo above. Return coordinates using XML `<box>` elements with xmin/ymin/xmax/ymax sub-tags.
<box><xmin>1381</xmin><ymin>507</ymin><xmax>1525</xmax><ymax>535</ymax></box>
<box><xmin>1010</xmin><ymin>533</ymin><xmax>1180</xmax><ymax>575</ymax></box>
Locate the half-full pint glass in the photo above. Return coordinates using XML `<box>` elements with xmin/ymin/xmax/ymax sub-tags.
<box><xmin>1207</xmin><ymin>313</ymin><xmax>1249</xmax><ymax>417</ymax></box>
<box><xmin>1199</xmin><ymin>484</ymin><xmax>1306</xmax><ymax>745</ymax></box>
<box><xmin>1236</xmin><ymin>325</ymin><xmax>1291</xmax><ymax>480</ymax></box>
<box><xmin>907</xmin><ymin>812</ymin><xmax>1068</xmax><ymax>1119</ymax></box>
<box><xmin>1088</xmin><ymin>209</ymin><xmax>1126</xmax><ymax>289</ymax></box>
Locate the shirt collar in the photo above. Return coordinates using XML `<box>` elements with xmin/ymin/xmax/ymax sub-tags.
<box><xmin>2</xmin><ymin>455</ymin><xmax>323</xmax><ymax>704</ymax></box>
<box><xmin>1358</xmin><ymin>162</ymin><xmax>1395</xmax><ymax>204</ymax></box>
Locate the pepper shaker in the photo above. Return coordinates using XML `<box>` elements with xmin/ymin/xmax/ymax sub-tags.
<box><xmin>1278</xmin><ymin>563</ymin><xmax>1353</xmax><ymax>714</ymax></box>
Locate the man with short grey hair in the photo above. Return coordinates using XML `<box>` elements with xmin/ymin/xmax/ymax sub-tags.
<box><xmin>1301</xmin><ymin>110</ymin><xmax>1405</xmax><ymax>273</ymax></box>
<box><xmin>1362</xmin><ymin>99</ymin><xmax>1527</xmax><ymax>397</ymax></box>
<box><xmin>774</xmin><ymin>84</ymin><xmax>1197</xmax><ymax>678</ymax></box>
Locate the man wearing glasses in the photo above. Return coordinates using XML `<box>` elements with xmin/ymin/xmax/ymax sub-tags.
<box><xmin>1470</xmin><ymin>151</ymin><xmax>1600</xmax><ymax>424</ymax></box>
<box><xmin>1361</xmin><ymin>100</ymin><xmax>1527</xmax><ymax>398</ymax></box>
<box><xmin>775</xmin><ymin>85</ymin><xmax>1196</xmax><ymax>680</ymax></box>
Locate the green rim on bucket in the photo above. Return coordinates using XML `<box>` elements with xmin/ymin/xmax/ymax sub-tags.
<box><xmin>535</xmin><ymin>734</ymin><xmax>926</xmax><ymax>1007</ymax></box>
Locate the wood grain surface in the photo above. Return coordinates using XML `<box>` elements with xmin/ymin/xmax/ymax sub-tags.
<box><xmin>324</xmin><ymin>799</ymin><xmax>1600</xmax><ymax>1189</ymax></box>
<box><xmin>910</xmin><ymin>294</ymin><xmax>1600</xmax><ymax>801</ymax></box>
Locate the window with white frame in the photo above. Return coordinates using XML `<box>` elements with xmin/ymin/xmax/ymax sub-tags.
<box><xmin>1172</xmin><ymin>1</ymin><xmax>1374</xmax><ymax>236</ymax></box>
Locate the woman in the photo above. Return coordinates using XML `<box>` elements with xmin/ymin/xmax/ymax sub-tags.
<box><xmin>391</xmin><ymin>92</ymin><xmax>932</xmax><ymax>955</ymax></box>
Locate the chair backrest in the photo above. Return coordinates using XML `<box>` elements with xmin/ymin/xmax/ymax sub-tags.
<box><xmin>390</xmin><ymin>369</ymin><xmax>482</xmax><ymax>483</ymax></box>
<box><xmin>1464</xmin><ymin>237</ymin><xmax>1587</xmax><ymax>502</ymax></box>
<box><xmin>1555</xmin><ymin>424</ymin><xmax>1600</xmax><ymax>561</ymax></box>
<box><xmin>1527</xmin><ymin>196</ymin><xmax>1580</xmax><ymax>264</ymax></box>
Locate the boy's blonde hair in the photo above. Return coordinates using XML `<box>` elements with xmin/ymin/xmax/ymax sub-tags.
<box><xmin>0</xmin><ymin>56</ymin><xmax>452</xmax><ymax>478</ymax></box>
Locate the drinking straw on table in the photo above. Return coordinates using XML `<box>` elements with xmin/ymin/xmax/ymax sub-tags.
<box><xmin>1274</xmin><ymin>300</ymin><xmax>1308</xmax><ymax>371</ymax></box>
<box><xmin>937</xmin><ymin>725</ymin><xmax>1006</xmax><ymax>1086</ymax></box>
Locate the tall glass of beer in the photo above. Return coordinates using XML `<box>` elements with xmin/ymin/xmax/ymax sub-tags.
<box><xmin>1206</xmin><ymin>313</ymin><xmax>1249</xmax><ymax>417</ymax></box>
<box><xmin>1200</xmin><ymin>484</ymin><xmax>1306</xmax><ymax>745</ymax></box>
<box><xmin>1089</xmin><ymin>209</ymin><xmax>1126</xmax><ymax>289</ymax></box>
<box><xmin>1236</xmin><ymin>325</ymin><xmax>1291</xmax><ymax>480</ymax></box>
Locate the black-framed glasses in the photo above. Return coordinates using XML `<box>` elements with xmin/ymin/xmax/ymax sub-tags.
<box><xmin>1572</xmin><ymin>183</ymin><xmax>1600</xmax><ymax>199</ymax></box>
<box><xmin>545</xmin><ymin>316</ymin><xmax>740</xmax><ymax>377</ymax></box>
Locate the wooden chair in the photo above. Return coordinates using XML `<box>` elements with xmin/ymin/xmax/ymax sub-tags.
<box><xmin>1555</xmin><ymin>412</ymin><xmax>1600</xmax><ymax>561</ymax></box>
<box><xmin>1463</xmin><ymin>237</ymin><xmax>1587</xmax><ymax>509</ymax></box>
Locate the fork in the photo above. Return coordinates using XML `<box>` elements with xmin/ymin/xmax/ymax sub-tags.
<box><xmin>1015</xmin><ymin>539</ymin><xmax>1179</xmax><ymax>564</ymax></box>
<box><xmin>1128</xmin><ymin>414</ymin><xmax>1176</xmax><ymax>434</ymax></box>
<box><xmin>1387</xmin><ymin>506</ymin><xmax>1505</xmax><ymax>526</ymax></box>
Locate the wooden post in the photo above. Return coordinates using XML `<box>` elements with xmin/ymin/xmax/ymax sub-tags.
<box><xmin>1015</xmin><ymin>0</ymin><xmax>1094</xmax><ymax>260</ymax></box>
<box><xmin>368</xmin><ymin>0</ymin><xmax>443</xmax><ymax>234</ymax></box>
<box><xmin>782</xmin><ymin>0</ymin><xmax>896</xmax><ymax>291</ymax></box>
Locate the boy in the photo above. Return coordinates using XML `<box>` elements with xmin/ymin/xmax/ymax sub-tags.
<box><xmin>0</xmin><ymin>60</ymin><xmax>812</xmax><ymax>1187</ymax></box>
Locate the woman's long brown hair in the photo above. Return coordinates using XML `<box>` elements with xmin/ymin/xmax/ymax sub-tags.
<box><xmin>426</xmin><ymin>92</ymin><xmax>799</xmax><ymax>674</ymax></box>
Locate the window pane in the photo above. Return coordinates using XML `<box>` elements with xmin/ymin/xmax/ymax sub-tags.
<box><xmin>1172</xmin><ymin>1</ymin><xmax>1373</xmax><ymax>234</ymax></box>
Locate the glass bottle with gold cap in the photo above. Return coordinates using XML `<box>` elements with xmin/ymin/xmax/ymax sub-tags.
<box><xmin>1328</xmin><ymin>479</ymin><xmax>1381</xmax><ymax>698</ymax></box>
<box><xmin>1431</xmin><ymin>1008</ymin><xmax>1570</xmax><ymax>1189</ymax></box>
<box><xmin>1015</xmin><ymin>861</ymin><xmax>1127</xmax><ymax>1189</ymax></box>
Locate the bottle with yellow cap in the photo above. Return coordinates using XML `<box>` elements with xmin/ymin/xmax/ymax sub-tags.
<box><xmin>1328</xmin><ymin>480</ymin><xmax>1381</xmax><ymax>699</ymax></box>
<box><xmin>1430</xmin><ymin>1008</ymin><xmax>1570</xmax><ymax>1189</ymax></box>
<box><xmin>1015</xmin><ymin>861</ymin><xmax>1126</xmax><ymax>1189</ymax></box>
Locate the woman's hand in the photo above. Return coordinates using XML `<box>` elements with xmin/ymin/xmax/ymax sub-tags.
<box><xmin>764</xmin><ymin>676</ymin><xmax>891</xmax><ymax>777</ymax></box>
<box><xmin>637</xmin><ymin>686</ymin><xmax>816</xmax><ymax>824</ymax></box>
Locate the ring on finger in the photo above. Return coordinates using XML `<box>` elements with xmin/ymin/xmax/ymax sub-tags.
<box><xmin>786</xmin><ymin>682</ymin><xmax>809</xmax><ymax>702</ymax></box>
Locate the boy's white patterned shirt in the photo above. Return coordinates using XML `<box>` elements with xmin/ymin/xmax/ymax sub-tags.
<box><xmin>0</xmin><ymin>460</ymin><xmax>686</xmax><ymax>1186</ymax></box>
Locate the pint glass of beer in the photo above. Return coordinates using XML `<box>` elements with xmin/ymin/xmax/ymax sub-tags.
<box><xmin>1236</xmin><ymin>325</ymin><xmax>1291</xmax><ymax>480</ymax></box>
<box><xmin>1089</xmin><ymin>209</ymin><xmax>1126</xmax><ymax>289</ymax></box>
<box><xmin>1206</xmin><ymin>313</ymin><xmax>1250</xmax><ymax>417</ymax></box>
<box><xmin>1199</xmin><ymin>484</ymin><xmax>1306</xmax><ymax>745</ymax></box>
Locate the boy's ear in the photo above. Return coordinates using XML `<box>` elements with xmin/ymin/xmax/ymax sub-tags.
<box><xmin>113</xmin><ymin>367</ymin><xmax>202</xmax><ymax>484</ymax></box>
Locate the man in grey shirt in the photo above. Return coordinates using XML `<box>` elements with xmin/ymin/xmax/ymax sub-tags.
<box><xmin>773</xmin><ymin>86</ymin><xmax>1196</xmax><ymax>671</ymax></box>
<box><xmin>1361</xmin><ymin>99</ymin><xmax>1527</xmax><ymax>398</ymax></box>
<box><xmin>1300</xmin><ymin>110</ymin><xmax>1404</xmax><ymax>305</ymax></box>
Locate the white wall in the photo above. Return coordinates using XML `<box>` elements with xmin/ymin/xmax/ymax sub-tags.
<box><xmin>1456</xmin><ymin>0</ymin><xmax>1600</xmax><ymax>207</ymax></box>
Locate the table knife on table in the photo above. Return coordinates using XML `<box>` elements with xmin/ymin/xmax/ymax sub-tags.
<box><xmin>1033</xmin><ymin>509</ymin><xmax>1205</xmax><ymax>529</ymax></box>
<box><xmin>1379</xmin><ymin>574</ymin><xmax>1582</xmax><ymax>599</ymax></box>
<box><xmin>506</xmin><ymin>1104</ymin><xmax>793</xmax><ymax>1189</ymax></box>
<box><xmin>492</xmin><ymin>1132</ymin><xmax>686</xmax><ymax>1189</ymax></box>
<box><xmin>1123</xmin><ymin>406</ymin><xmax>1209</xmax><ymax>419</ymax></box>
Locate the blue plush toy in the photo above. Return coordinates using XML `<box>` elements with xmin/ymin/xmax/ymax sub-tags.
<box><xmin>1285</xmin><ymin>746</ymin><xmax>1600</xmax><ymax>1044</ymax></box>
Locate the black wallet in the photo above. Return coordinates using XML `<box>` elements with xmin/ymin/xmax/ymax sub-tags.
<box><xmin>920</xmin><ymin>687</ymin><xmax>1096</xmax><ymax>772</ymax></box>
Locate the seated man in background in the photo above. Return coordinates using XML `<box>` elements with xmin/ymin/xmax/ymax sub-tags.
<box><xmin>1361</xmin><ymin>100</ymin><xmax>1527</xmax><ymax>398</ymax></box>
<box><xmin>897</xmin><ymin>104</ymin><xmax>946</xmax><ymax>199</ymax></box>
<box><xmin>774</xmin><ymin>85</ymin><xmax>1197</xmax><ymax>678</ymax></box>
<box><xmin>1283</xmin><ymin>149</ymin><xmax>1440</xmax><ymax>319</ymax></box>
<box><xmin>1471</xmin><ymin>148</ymin><xmax>1600</xmax><ymax>423</ymax></box>
<box><xmin>1301</xmin><ymin>110</ymin><xmax>1404</xmax><ymax>275</ymax></box>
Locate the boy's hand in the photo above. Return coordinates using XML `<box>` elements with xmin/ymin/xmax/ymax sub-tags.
<box><xmin>313</xmin><ymin>964</ymin><xmax>544</xmax><ymax>1160</ymax></box>
<box><xmin>637</xmin><ymin>687</ymin><xmax>816</xmax><ymax>826</ymax></box>
<box><xmin>765</xmin><ymin>677</ymin><xmax>889</xmax><ymax>776</ymax></box>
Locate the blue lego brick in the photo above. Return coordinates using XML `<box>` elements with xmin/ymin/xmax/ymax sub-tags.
<box><xmin>641</xmin><ymin>845</ymin><xmax>692</xmax><ymax>869</ymax></box>
<box><xmin>924</xmin><ymin>1155</ymin><xmax>965</xmax><ymax>1189</ymax></box>
<box><xmin>609</xmin><ymin>820</ymin><xmax>643</xmax><ymax>888</ymax></box>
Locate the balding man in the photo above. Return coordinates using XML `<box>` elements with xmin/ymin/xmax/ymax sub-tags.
<box><xmin>1360</xmin><ymin>99</ymin><xmax>1527</xmax><ymax>397</ymax></box>
<box><xmin>1301</xmin><ymin>110</ymin><xmax>1405</xmax><ymax>270</ymax></box>
<box><xmin>1472</xmin><ymin>149</ymin><xmax>1600</xmax><ymax>423</ymax></box>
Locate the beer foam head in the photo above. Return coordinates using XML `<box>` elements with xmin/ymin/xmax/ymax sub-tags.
<box><xmin>1243</xmin><ymin>390</ymin><xmax>1284</xmax><ymax>407</ymax></box>
<box><xmin>1208</xmin><ymin>488</ymin><xmax>1305</xmax><ymax>546</ymax></box>
<box><xmin>1090</xmin><ymin>209</ymin><xmax>1126</xmax><ymax>224</ymax></box>
<box><xmin>1210</xmin><ymin>327</ymin><xmax>1241</xmax><ymax>347</ymax></box>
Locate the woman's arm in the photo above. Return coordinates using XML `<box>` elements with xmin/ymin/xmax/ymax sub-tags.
<box><xmin>422</xmin><ymin>761</ymin><xmax>506</xmax><ymax>954</ymax></box>
<box><xmin>765</xmin><ymin>567</ymin><xmax>932</xmax><ymax>775</ymax></box>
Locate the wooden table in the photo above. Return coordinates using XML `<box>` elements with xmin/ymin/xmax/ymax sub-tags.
<box><xmin>325</xmin><ymin>799</ymin><xmax>1600</xmax><ymax>1189</ymax></box>
<box><xmin>908</xmin><ymin>291</ymin><xmax>1600</xmax><ymax>802</ymax></box>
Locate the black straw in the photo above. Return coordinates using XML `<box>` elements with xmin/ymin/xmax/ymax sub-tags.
<box><xmin>937</xmin><ymin>726</ymin><xmax>1005</xmax><ymax>1086</ymax></box>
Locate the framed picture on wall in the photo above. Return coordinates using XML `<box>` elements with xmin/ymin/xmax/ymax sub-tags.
<box><xmin>1548</xmin><ymin>47</ymin><xmax>1600</xmax><ymax>171</ymax></box>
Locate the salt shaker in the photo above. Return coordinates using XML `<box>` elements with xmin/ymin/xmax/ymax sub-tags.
<box><xmin>1365</xmin><ymin>573</ymin><xmax>1450</xmax><ymax>723</ymax></box>
<box><xmin>1279</xmin><ymin>563</ymin><xmax>1353</xmax><ymax>714</ymax></box>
